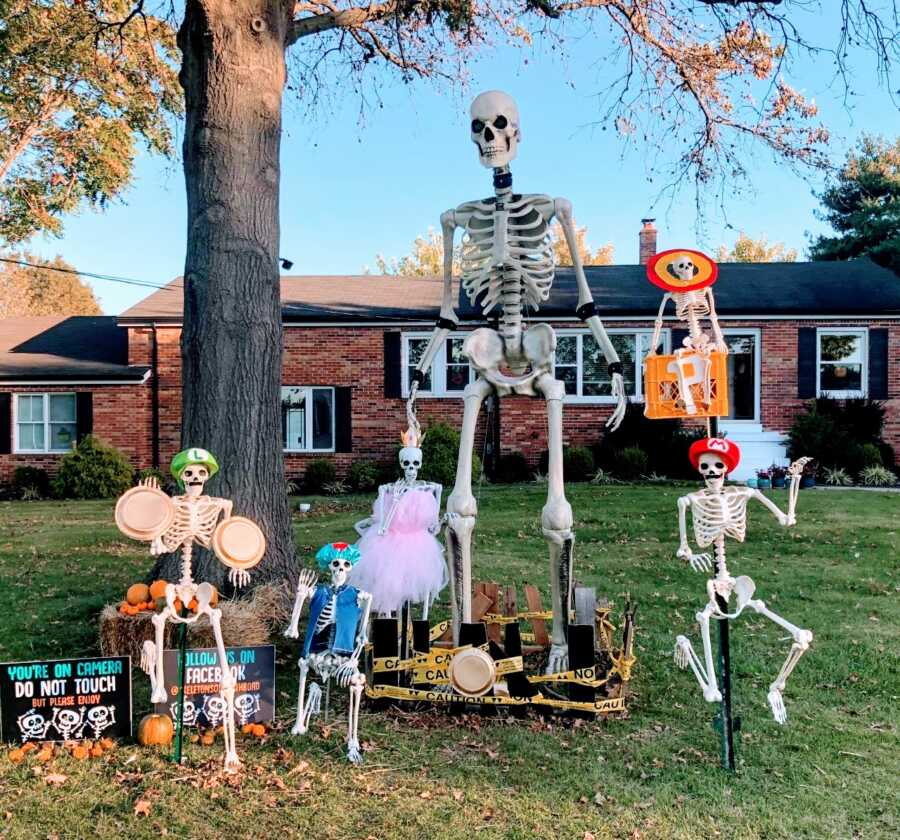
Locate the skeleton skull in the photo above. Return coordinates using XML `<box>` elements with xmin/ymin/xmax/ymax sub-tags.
<box><xmin>398</xmin><ymin>445</ymin><xmax>422</xmax><ymax>483</ymax></box>
<box><xmin>697</xmin><ymin>452</ymin><xmax>727</xmax><ymax>489</ymax></box>
<box><xmin>86</xmin><ymin>705</ymin><xmax>115</xmax><ymax>736</ymax></box>
<box><xmin>182</xmin><ymin>464</ymin><xmax>209</xmax><ymax>498</ymax></box>
<box><xmin>470</xmin><ymin>90</ymin><xmax>520</xmax><ymax>169</ymax></box>
<box><xmin>329</xmin><ymin>555</ymin><xmax>354</xmax><ymax>588</ymax></box>
<box><xmin>18</xmin><ymin>710</ymin><xmax>50</xmax><ymax>740</ymax></box>
<box><xmin>669</xmin><ymin>257</ymin><xmax>697</xmax><ymax>282</ymax></box>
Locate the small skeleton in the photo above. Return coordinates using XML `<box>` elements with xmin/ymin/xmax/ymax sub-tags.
<box><xmin>353</xmin><ymin>427</ymin><xmax>444</xmax><ymax>620</ymax></box>
<box><xmin>202</xmin><ymin>695</ymin><xmax>228</xmax><ymax>729</ymax></box>
<box><xmin>285</xmin><ymin>544</ymin><xmax>373</xmax><ymax>764</ymax></box>
<box><xmin>122</xmin><ymin>447</ymin><xmax>261</xmax><ymax>771</ymax></box>
<box><xmin>84</xmin><ymin>705</ymin><xmax>116</xmax><ymax>739</ymax></box>
<box><xmin>233</xmin><ymin>693</ymin><xmax>261</xmax><ymax>727</ymax></box>
<box><xmin>406</xmin><ymin>90</ymin><xmax>627</xmax><ymax>672</ymax></box>
<box><xmin>50</xmin><ymin>707</ymin><xmax>84</xmax><ymax>741</ymax></box>
<box><xmin>170</xmin><ymin>699</ymin><xmax>200</xmax><ymax>728</ymax></box>
<box><xmin>17</xmin><ymin>709</ymin><xmax>52</xmax><ymax>741</ymax></box>
<box><xmin>673</xmin><ymin>438</ymin><xmax>813</xmax><ymax>724</ymax></box>
<box><xmin>647</xmin><ymin>252</ymin><xmax>727</xmax><ymax>415</ymax></box>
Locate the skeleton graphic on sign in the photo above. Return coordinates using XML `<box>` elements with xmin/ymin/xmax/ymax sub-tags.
<box><xmin>405</xmin><ymin>90</ymin><xmax>627</xmax><ymax>672</ymax></box>
<box><xmin>115</xmin><ymin>447</ymin><xmax>266</xmax><ymax>770</ymax></box>
<box><xmin>51</xmin><ymin>707</ymin><xmax>84</xmax><ymax>740</ymax></box>
<box><xmin>84</xmin><ymin>705</ymin><xmax>116</xmax><ymax>739</ymax></box>
<box><xmin>673</xmin><ymin>438</ymin><xmax>813</xmax><ymax>724</ymax></box>
<box><xmin>17</xmin><ymin>710</ymin><xmax>53</xmax><ymax>741</ymax></box>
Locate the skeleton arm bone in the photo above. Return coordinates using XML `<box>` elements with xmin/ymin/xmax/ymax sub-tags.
<box><xmin>750</xmin><ymin>488</ymin><xmax>791</xmax><ymax>526</ymax></box>
<box><xmin>649</xmin><ymin>295</ymin><xmax>671</xmax><ymax>355</ymax></box>
<box><xmin>554</xmin><ymin>197</ymin><xmax>626</xmax><ymax>430</ymax></box>
<box><xmin>705</xmin><ymin>288</ymin><xmax>727</xmax><ymax>352</ymax></box>
<box><xmin>285</xmin><ymin>569</ymin><xmax>318</xmax><ymax>638</ymax></box>
<box><xmin>676</xmin><ymin>495</ymin><xmax>713</xmax><ymax>572</ymax></box>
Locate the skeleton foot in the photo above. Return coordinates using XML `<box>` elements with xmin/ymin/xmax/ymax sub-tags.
<box><xmin>140</xmin><ymin>640</ymin><xmax>156</xmax><ymax>676</ymax></box>
<box><xmin>292</xmin><ymin>682</ymin><xmax>321</xmax><ymax>736</ymax></box>
<box><xmin>347</xmin><ymin>738</ymin><xmax>362</xmax><ymax>765</ymax></box>
<box><xmin>674</xmin><ymin>636</ymin><xmax>691</xmax><ymax>670</ymax></box>
<box><xmin>674</xmin><ymin>634</ymin><xmax>721</xmax><ymax>703</ymax></box>
<box><xmin>767</xmin><ymin>689</ymin><xmax>788</xmax><ymax>725</ymax></box>
<box><xmin>546</xmin><ymin>643</ymin><xmax>569</xmax><ymax>675</ymax></box>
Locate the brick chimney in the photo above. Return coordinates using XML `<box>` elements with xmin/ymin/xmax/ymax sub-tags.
<box><xmin>639</xmin><ymin>218</ymin><xmax>657</xmax><ymax>265</ymax></box>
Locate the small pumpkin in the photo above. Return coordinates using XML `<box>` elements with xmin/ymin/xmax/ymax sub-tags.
<box><xmin>8</xmin><ymin>748</ymin><xmax>24</xmax><ymax>763</ymax></box>
<box><xmin>137</xmin><ymin>713</ymin><xmax>174</xmax><ymax>747</ymax></box>
<box><xmin>90</xmin><ymin>744</ymin><xmax>104</xmax><ymax>758</ymax></box>
<box><xmin>126</xmin><ymin>583</ymin><xmax>150</xmax><ymax>606</ymax></box>
<box><xmin>71</xmin><ymin>745</ymin><xmax>89</xmax><ymax>760</ymax></box>
<box><xmin>149</xmin><ymin>580</ymin><xmax>168</xmax><ymax>600</ymax></box>
<box><xmin>251</xmin><ymin>724</ymin><xmax>266</xmax><ymax>737</ymax></box>
<box><xmin>20</xmin><ymin>742</ymin><xmax>37</xmax><ymax>754</ymax></box>
<box><xmin>36</xmin><ymin>748</ymin><xmax>53</xmax><ymax>763</ymax></box>
<box><xmin>200</xmin><ymin>732</ymin><xmax>215</xmax><ymax>746</ymax></box>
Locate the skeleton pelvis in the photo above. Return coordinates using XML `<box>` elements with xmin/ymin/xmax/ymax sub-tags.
<box><xmin>464</xmin><ymin>323</ymin><xmax>555</xmax><ymax>391</ymax></box>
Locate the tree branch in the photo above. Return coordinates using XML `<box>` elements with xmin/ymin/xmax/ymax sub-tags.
<box><xmin>288</xmin><ymin>2</ymin><xmax>398</xmax><ymax>45</ymax></box>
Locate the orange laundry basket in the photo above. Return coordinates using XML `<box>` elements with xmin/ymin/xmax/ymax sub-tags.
<box><xmin>643</xmin><ymin>350</ymin><xmax>729</xmax><ymax>419</ymax></box>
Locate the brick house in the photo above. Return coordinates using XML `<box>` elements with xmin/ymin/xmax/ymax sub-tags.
<box><xmin>2</xmin><ymin>247</ymin><xmax>899</xmax><ymax>484</ymax></box>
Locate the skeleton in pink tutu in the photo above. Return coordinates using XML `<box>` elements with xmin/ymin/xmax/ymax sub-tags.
<box><xmin>351</xmin><ymin>427</ymin><xmax>448</xmax><ymax>619</ymax></box>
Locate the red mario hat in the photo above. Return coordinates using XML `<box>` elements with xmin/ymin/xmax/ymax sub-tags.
<box><xmin>688</xmin><ymin>437</ymin><xmax>741</xmax><ymax>474</ymax></box>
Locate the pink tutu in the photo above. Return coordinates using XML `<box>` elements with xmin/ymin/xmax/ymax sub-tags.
<box><xmin>350</xmin><ymin>486</ymin><xmax>448</xmax><ymax>613</ymax></box>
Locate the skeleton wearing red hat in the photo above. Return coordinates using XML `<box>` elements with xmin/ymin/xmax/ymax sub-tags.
<box><xmin>674</xmin><ymin>438</ymin><xmax>814</xmax><ymax>724</ymax></box>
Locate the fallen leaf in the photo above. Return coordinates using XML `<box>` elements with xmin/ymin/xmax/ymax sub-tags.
<box><xmin>451</xmin><ymin>788</ymin><xmax>464</xmax><ymax>802</ymax></box>
<box><xmin>44</xmin><ymin>773</ymin><xmax>68</xmax><ymax>786</ymax></box>
<box><xmin>133</xmin><ymin>799</ymin><xmax>152</xmax><ymax>817</ymax></box>
<box><xmin>418</xmin><ymin>790</ymin><xmax>432</xmax><ymax>800</ymax></box>
<box><xmin>584</xmin><ymin>833</ymin><xmax>597</xmax><ymax>840</ymax></box>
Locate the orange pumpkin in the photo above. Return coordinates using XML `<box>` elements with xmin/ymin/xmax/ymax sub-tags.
<box><xmin>126</xmin><ymin>583</ymin><xmax>150</xmax><ymax>606</ymax></box>
<box><xmin>149</xmin><ymin>580</ymin><xmax>168</xmax><ymax>600</ymax></box>
<box><xmin>251</xmin><ymin>724</ymin><xmax>266</xmax><ymax>737</ymax></box>
<box><xmin>36</xmin><ymin>748</ymin><xmax>53</xmax><ymax>763</ymax></box>
<box><xmin>8</xmin><ymin>748</ymin><xmax>24</xmax><ymax>763</ymax></box>
<box><xmin>71</xmin><ymin>745</ymin><xmax>89</xmax><ymax>760</ymax></box>
<box><xmin>137</xmin><ymin>713</ymin><xmax>174</xmax><ymax>747</ymax></box>
<box><xmin>21</xmin><ymin>742</ymin><xmax>37</xmax><ymax>754</ymax></box>
<box><xmin>90</xmin><ymin>744</ymin><xmax>104</xmax><ymax>758</ymax></box>
<box><xmin>200</xmin><ymin>732</ymin><xmax>215</xmax><ymax>746</ymax></box>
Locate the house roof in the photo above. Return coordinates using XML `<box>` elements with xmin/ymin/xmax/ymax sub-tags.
<box><xmin>0</xmin><ymin>316</ymin><xmax>148</xmax><ymax>381</ymax></box>
<box><xmin>118</xmin><ymin>258</ymin><xmax>900</xmax><ymax>324</ymax></box>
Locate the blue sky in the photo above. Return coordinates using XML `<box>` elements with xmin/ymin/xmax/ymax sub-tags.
<box><xmin>24</xmin><ymin>8</ymin><xmax>899</xmax><ymax>315</ymax></box>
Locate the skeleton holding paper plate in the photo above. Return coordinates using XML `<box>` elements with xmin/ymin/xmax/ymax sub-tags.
<box><xmin>113</xmin><ymin>447</ymin><xmax>266</xmax><ymax>770</ymax></box>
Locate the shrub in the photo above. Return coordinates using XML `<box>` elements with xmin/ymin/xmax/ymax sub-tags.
<box><xmin>12</xmin><ymin>466</ymin><xmax>50</xmax><ymax>499</ymax></box>
<box><xmin>612</xmin><ymin>446</ymin><xmax>649</xmax><ymax>481</ymax></box>
<box><xmin>322</xmin><ymin>479</ymin><xmax>349</xmax><ymax>496</ymax></box>
<box><xmin>860</xmin><ymin>443</ymin><xmax>883</xmax><ymax>467</ymax></box>
<box><xmin>823</xmin><ymin>467</ymin><xmax>853</xmax><ymax>486</ymax></box>
<box><xmin>860</xmin><ymin>465</ymin><xmax>897</xmax><ymax>487</ymax></box>
<box><xmin>419</xmin><ymin>422</ymin><xmax>481</xmax><ymax>487</ymax></box>
<box><xmin>284</xmin><ymin>478</ymin><xmax>300</xmax><ymax>496</ymax></box>
<box><xmin>878</xmin><ymin>441</ymin><xmax>897</xmax><ymax>470</ymax></box>
<box><xmin>303</xmin><ymin>458</ymin><xmax>336</xmax><ymax>493</ymax></box>
<box><xmin>590</xmin><ymin>468</ymin><xmax>621</xmax><ymax>486</ymax></box>
<box><xmin>52</xmin><ymin>435</ymin><xmax>132</xmax><ymax>499</ymax></box>
<box><xmin>813</xmin><ymin>397</ymin><xmax>885</xmax><ymax>444</ymax></box>
<box><xmin>348</xmin><ymin>460</ymin><xmax>380</xmax><ymax>492</ymax></box>
<box><xmin>537</xmin><ymin>446</ymin><xmax>596</xmax><ymax>482</ymax></box>
<box><xmin>494</xmin><ymin>451</ymin><xmax>531</xmax><ymax>484</ymax></box>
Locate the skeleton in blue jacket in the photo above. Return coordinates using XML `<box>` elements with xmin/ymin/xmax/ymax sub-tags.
<box><xmin>285</xmin><ymin>542</ymin><xmax>373</xmax><ymax>763</ymax></box>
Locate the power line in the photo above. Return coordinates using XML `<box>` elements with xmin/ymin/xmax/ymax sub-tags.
<box><xmin>0</xmin><ymin>256</ymin><xmax>180</xmax><ymax>291</ymax></box>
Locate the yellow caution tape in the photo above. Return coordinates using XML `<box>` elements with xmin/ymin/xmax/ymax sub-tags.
<box><xmin>494</xmin><ymin>656</ymin><xmax>524</xmax><ymax>676</ymax></box>
<box><xmin>528</xmin><ymin>665</ymin><xmax>610</xmax><ymax>688</ymax></box>
<box><xmin>429</xmin><ymin>620</ymin><xmax>450</xmax><ymax>641</ymax></box>
<box><xmin>482</xmin><ymin>610</ymin><xmax>553</xmax><ymax>625</ymax></box>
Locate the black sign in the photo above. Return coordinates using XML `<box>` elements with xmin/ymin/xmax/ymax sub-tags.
<box><xmin>0</xmin><ymin>656</ymin><xmax>132</xmax><ymax>744</ymax></box>
<box><xmin>153</xmin><ymin>645</ymin><xmax>275</xmax><ymax>728</ymax></box>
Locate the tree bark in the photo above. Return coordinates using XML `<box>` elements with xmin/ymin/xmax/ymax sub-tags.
<box><xmin>155</xmin><ymin>0</ymin><xmax>295</xmax><ymax>588</ymax></box>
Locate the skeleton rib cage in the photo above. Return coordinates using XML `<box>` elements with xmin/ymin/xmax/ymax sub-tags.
<box><xmin>689</xmin><ymin>488</ymin><xmax>750</xmax><ymax>547</ymax></box>
<box><xmin>157</xmin><ymin>497</ymin><xmax>225</xmax><ymax>553</ymax></box>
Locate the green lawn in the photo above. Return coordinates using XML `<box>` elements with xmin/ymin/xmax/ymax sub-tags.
<box><xmin>0</xmin><ymin>485</ymin><xmax>897</xmax><ymax>839</ymax></box>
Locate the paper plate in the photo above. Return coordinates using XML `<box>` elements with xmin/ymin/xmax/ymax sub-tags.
<box><xmin>212</xmin><ymin>516</ymin><xmax>266</xmax><ymax>570</ymax></box>
<box><xmin>646</xmin><ymin>248</ymin><xmax>718</xmax><ymax>293</ymax></box>
<box><xmin>449</xmin><ymin>648</ymin><xmax>496</xmax><ymax>698</ymax></box>
<box><xmin>114</xmin><ymin>485</ymin><xmax>175</xmax><ymax>541</ymax></box>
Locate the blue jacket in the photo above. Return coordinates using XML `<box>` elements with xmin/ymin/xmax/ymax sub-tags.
<box><xmin>303</xmin><ymin>584</ymin><xmax>363</xmax><ymax>657</ymax></box>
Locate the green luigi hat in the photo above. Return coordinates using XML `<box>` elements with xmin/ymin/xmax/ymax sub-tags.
<box><xmin>171</xmin><ymin>447</ymin><xmax>219</xmax><ymax>485</ymax></box>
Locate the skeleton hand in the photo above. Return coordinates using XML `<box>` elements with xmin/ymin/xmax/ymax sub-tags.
<box><xmin>606</xmin><ymin>372</ymin><xmax>627</xmax><ymax>431</ymax></box>
<box><xmin>678</xmin><ymin>545</ymin><xmax>713</xmax><ymax>573</ymax></box>
<box><xmin>149</xmin><ymin>536</ymin><xmax>165</xmax><ymax>556</ymax></box>
<box><xmin>285</xmin><ymin>569</ymin><xmax>318</xmax><ymax>638</ymax></box>
<box><xmin>335</xmin><ymin>657</ymin><xmax>360</xmax><ymax>687</ymax></box>
<box><xmin>139</xmin><ymin>476</ymin><xmax>160</xmax><ymax>490</ymax></box>
<box><xmin>228</xmin><ymin>567</ymin><xmax>250</xmax><ymax>589</ymax></box>
<box><xmin>788</xmin><ymin>457</ymin><xmax>812</xmax><ymax>477</ymax></box>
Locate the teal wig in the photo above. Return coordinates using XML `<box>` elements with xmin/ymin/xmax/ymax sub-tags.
<box><xmin>315</xmin><ymin>541</ymin><xmax>361</xmax><ymax>570</ymax></box>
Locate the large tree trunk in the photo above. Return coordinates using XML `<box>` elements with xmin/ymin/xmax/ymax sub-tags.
<box><xmin>154</xmin><ymin>0</ymin><xmax>294</xmax><ymax>588</ymax></box>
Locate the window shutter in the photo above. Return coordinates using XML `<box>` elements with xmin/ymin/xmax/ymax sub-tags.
<box><xmin>0</xmin><ymin>393</ymin><xmax>10</xmax><ymax>455</ymax></box>
<box><xmin>76</xmin><ymin>392</ymin><xmax>93</xmax><ymax>443</ymax></box>
<box><xmin>384</xmin><ymin>332</ymin><xmax>402</xmax><ymax>398</ymax></box>
<box><xmin>868</xmin><ymin>328</ymin><xmax>889</xmax><ymax>399</ymax></box>
<box><xmin>797</xmin><ymin>328</ymin><xmax>817</xmax><ymax>399</ymax></box>
<box><xmin>334</xmin><ymin>387</ymin><xmax>352</xmax><ymax>453</ymax></box>
<box><xmin>671</xmin><ymin>329</ymin><xmax>688</xmax><ymax>352</ymax></box>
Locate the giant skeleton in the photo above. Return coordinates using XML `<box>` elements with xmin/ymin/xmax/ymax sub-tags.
<box><xmin>674</xmin><ymin>438</ymin><xmax>813</xmax><ymax>724</ymax></box>
<box><xmin>406</xmin><ymin>91</ymin><xmax>627</xmax><ymax>673</ymax></box>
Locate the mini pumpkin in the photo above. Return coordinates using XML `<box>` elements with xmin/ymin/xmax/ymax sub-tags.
<box><xmin>8</xmin><ymin>748</ymin><xmax>24</xmax><ymax>763</ymax></box>
<box><xmin>71</xmin><ymin>745</ymin><xmax>89</xmax><ymax>760</ymax></box>
<box><xmin>149</xmin><ymin>580</ymin><xmax>168</xmax><ymax>600</ymax></box>
<box><xmin>126</xmin><ymin>583</ymin><xmax>150</xmax><ymax>606</ymax></box>
<box><xmin>137</xmin><ymin>713</ymin><xmax>174</xmax><ymax>747</ymax></box>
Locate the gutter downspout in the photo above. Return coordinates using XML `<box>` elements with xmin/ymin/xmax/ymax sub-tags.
<box><xmin>151</xmin><ymin>325</ymin><xmax>160</xmax><ymax>469</ymax></box>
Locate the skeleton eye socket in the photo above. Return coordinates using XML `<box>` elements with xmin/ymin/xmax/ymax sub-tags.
<box><xmin>402</xmin><ymin>460</ymin><xmax>410</xmax><ymax>467</ymax></box>
<box><xmin>714</xmin><ymin>461</ymin><xmax>724</xmax><ymax>470</ymax></box>
<box><xmin>471</xmin><ymin>119</ymin><xmax>485</xmax><ymax>134</ymax></box>
<box><xmin>493</xmin><ymin>115</ymin><xmax>508</xmax><ymax>129</ymax></box>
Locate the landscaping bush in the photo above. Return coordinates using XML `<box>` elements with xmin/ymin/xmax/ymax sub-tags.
<box><xmin>612</xmin><ymin>446</ymin><xmax>649</xmax><ymax>481</ymax></box>
<box><xmin>303</xmin><ymin>458</ymin><xmax>336</xmax><ymax>493</ymax></box>
<box><xmin>419</xmin><ymin>422</ymin><xmax>481</xmax><ymax>487</ymax></box>
<box><xmin>861</xmin><ymin>443</ymin><xmax>883</xmax><ymax>467</ymax></box>
<box><xmin>823</xmin><ymin>466</ymin><xmax>853</xmax><ymax>486</ymax></box>
<box><xmin>52</xmin><ymin>435</ymin><xmax>132</xmax><ymax>499</ymax></box>
<box><xmin>348</xmin><ymin>460</ymin><xmax>380</xmax><ymax>492</ymax></box>
<box><xmin>536</xmin><ymin>446</ymin><xmax>596</xmax><ymax>482</ymax></box>
<box><xmin>494</xmin><ymin>451</ymin><xmax>531</xmax><ymax>484</ymax></box>
<box><xmin>860</xmin><ymin>465</ymin><xmax>897</xmax><ymax>487</ymax></box>
<box><xmin>12</xmin><ymin>466</ymin><xmax>50</xmax><ymax>499</ymax></box>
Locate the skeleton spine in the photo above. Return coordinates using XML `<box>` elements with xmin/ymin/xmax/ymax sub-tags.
<box><xmin>495</xmin><ymin>170</ymin><xmax>524</xmax><ymax>359</ymax></box>
<box><xmin>180</xmin><ymin>540</ymin><xmax>193</xmax><ymax>587</ymax></box>
<box><xmin>714</xmin><ymin>534</ymin><xmax>728</xmax><ymax>579</ymax></box>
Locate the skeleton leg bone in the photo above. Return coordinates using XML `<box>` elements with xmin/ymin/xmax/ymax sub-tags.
<box><xmin>446</xmin><ymin>377</ymin><xmax>492</xmax><ymax>638</ymax></box>
<box><xmin>346</xmin><ymin>674</ymin><xmax>365</xmax><ymax>765</ymax></box>
<box><xmin>292</xmin><ymin>659</ymin><xmax>311</xmax><ymax>735</ymax></box>
<box><xmin>674</xmin><ymin>601</ymin><xmax>722</xmax><ymax>703</ymax></box>
<box><xmin>536</xmin><ymin>374</ymin><xmax>575</xmax><ymax>674</ymax></box>
<box><xmin>746</xmin><ymin>598</ymin><xmax>812</xmax><ymax>724</ymax></box>
<box><xmin>208</xmin><ymin>607</ymin><xmax>239</xmax><ymax>770</ymax></box>
<box><xmin>149</xmin><ymin>611</ymin><xmax>169</xmax><ymax>704</ymax></box>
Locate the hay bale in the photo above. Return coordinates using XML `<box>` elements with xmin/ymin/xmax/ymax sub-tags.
<box><xmin>99</xmin><ymin>583</ymin><xmax>294</xmax><ymax>661</ymax></box>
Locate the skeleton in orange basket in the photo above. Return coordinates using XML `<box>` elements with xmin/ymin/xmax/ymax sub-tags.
<box><xmin>646</xmin><ymin>249</ymin><xmax>727</xmax><ymax>415</ymax></box>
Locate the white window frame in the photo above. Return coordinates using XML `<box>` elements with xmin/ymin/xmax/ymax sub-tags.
<box><xmin>720</xmin><ymin>328</ymin><xmax>761</xmax><ymax>425</ymax></box>
<box><xmin>816</xmin><ymin>328</ymin><xmax>868</xmax><ymax>399</ymax></box>
<box><xmin>401</xmin><ymin>332</ymin><xmax>474</xmax><ymax>398</ymax></box>
<box><xmin>281</xmin><ymin>386</ymin><xmax>336</xmax><ymax>453</ymax></box>
<box><xmin>13</xmin><ymin>393</ymin><xmax>77</xmax><ymax>454</ymax></box>
<box><xmin>554</xmin><ymin>328</ymin><xmax>670</xmax><ymax>404</ymax></box>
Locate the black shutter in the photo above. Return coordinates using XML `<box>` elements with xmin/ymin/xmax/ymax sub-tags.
<box><xmin>76</xmin><ymin>392</ymin><xmax>93</xmax><ymax>442</ymax></box>
<box><xmin>671</xmin><ymin>328</ymin><xmax>688</xmax><ymax>352</ymax></box>
<box><xmin>868</xmin><ymin>328</ymin><xmax>889</xmax><ymax>399</ymax></box>
<box><xmin>797</xmin><ymin>328</ymin><xmax>817</xmax><ymax>399</ymax></box>
<box><xmin>334</xmin><ymin>386</ymin><xmax>352</xmax><ymax>453</ymax></box>
<box><xmin>0</xmin><ymin>393</ymin><xmax>10</xmax><ymax>455</ymax></box>
<box><xmin>384</xmin><ymin>331</ymin><xmax>402</xmax><ymax>398</ymax></box>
